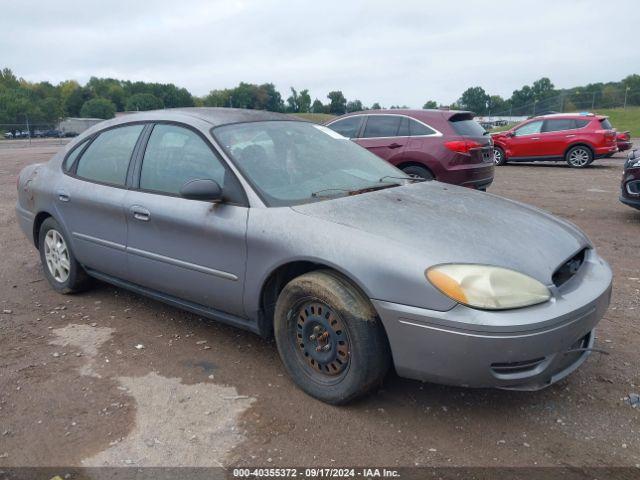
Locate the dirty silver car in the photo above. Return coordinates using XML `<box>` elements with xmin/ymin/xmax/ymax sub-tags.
<box><xmin>16</xmin><ymin>108</ymin><xmax>612</xmax><ymax>404</ymax></box>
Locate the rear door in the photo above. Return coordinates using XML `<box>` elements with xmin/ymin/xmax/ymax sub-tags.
<box><xmin>540</xmin><ymin>119</ymin><xmax>578</xmax><ymax>156</ymax></box>
<box><xmin>124</xmin><ymin>123</ymin><xmax>249</xmax><ymax>316</ymax></box>
<box><xmin>509</xmin><ymin>120</ymin><xmax>544</xmax><ymax>158</ymax></box>
<box><xmin>355</xmin><ymin>115</ymin><xmax>408</xmax><ymax>162</ymax></box>
<box><xmin>447</xmin><ymin>113</ymin><xmax>494</xmax><ymax>163</ymax></box>
<box><xmin>59</xmin><ymin>123</ymin><xmax>145</xmax><ymax>279</ymax></box>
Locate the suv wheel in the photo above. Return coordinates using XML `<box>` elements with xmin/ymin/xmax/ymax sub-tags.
<box><xmin>566</xmin><ymin>146</ymin><xmax>593</xmax><ymax>168</ymax></box>
<box><xmin>38</xmin><ymin>217</ymin><xmax>92</xmax><ymax>294</ymax></box>
<box><xmin>493</xmin><ymin>146</ymin><xmax>507</xmax><ymax>165</ymax></box>
<box><xmin>401</xmin><ymin>165</ymin><xmax>434</xmax><ymax>180</ymax></box>
<box><xmin>274</xmin><ymin>270</ymin><xmax>390</xmax><ymax>405</ymax></box>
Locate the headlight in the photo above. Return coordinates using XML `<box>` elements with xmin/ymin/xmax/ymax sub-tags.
<box><xmin>426</xmin><ymin>264</ymin><xmax>551</xmax><ymax>310</ymax></box>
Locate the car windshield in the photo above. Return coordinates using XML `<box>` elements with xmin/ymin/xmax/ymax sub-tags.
<box><xmin>213</xmin><ymin>121</ymin><xmax>410</xmax><ymax>206</ymax></box>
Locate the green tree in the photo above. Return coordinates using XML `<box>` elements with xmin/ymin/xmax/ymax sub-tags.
<box><xmin>371</xmin><ymin>102</ymin><xmax>382</xmax><ymax>110</ymax></box>
<box><xmin>346</xmin><ymin>99</ymin><xmax>363</xmax><ymax>113</ymax></box>
<box><xmin>311</xmin><ymin>99</ymin><xmax>325</xmax><ymax>113</ymax></box>
<box><xmin>422</xmin><ymin>100</ymin><xmax>437</xmax><ymax>109</ymax></box>
<box><xmin>298</xmin><ymin>89</ymin><xmax>311</xmax><ymax>113</ymax></box>
<box><xmin>80</xmin><ymin>98</ymin><xmax>116</xmax><ymax>119</ymax></box>
<box><xmin>327</xmin><ymin>91</ymin><xmax>347</xmax><ymax>115</ymax></box>
<box><xmin>125</xmin><ymin>93</ymin><xmax>164</xmax><ymax>111</ymax></box>
<box><xmin>458</xmin><ymin>86</ymin><xmax>489</xmax><ymax>114</ymax></box>
<box><xmin>286</xmin><ymin>87</ymin><xmax>300</xmax><ymax>112</ymax></box>
<box><xmin>487</xmin><ymin>95</ymin><xmax>508</xmax><ymax>115</ymax></box>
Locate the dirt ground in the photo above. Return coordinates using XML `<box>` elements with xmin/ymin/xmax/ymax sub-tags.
<box><xmin>0</xmin><ymin>140</ymin><xmax>638</xmax><ymax>470</ymax></box>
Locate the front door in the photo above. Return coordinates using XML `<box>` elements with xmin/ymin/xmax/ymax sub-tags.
<box><xmin>508</xmin><ymin>120</ymin><xmax>544</xmax><ymax>158</ymax></box>
<box><xmin>124</xmin><ymin>123</ymin><xmax>248</xmax><ymax>316</ymax></box>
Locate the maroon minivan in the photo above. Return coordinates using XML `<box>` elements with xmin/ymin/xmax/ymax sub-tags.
<box><xmin>326</xmin><ymin>109</ymin><xmax>495</xmax><ymax>190</ymax></box>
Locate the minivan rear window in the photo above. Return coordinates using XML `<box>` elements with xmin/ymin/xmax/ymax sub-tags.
<box><xmin>599</xmin><ymin>118</ymin><xmax>613</xmax><ymax>130</ymax></box>
<box><xmin>449</xmin><ymin>115</ymin><xmax>486</xmax><ymax>137</ymax></box>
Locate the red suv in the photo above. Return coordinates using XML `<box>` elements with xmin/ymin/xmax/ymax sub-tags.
<box><xmin>491</xmin><ymin>113</ymin><xmax>618</xmax><ymax>168</ymax></box>
<box><xmin>325</xmin><ymin>109</ymin><xmax>495</xmax><ymax>190</ymax></box>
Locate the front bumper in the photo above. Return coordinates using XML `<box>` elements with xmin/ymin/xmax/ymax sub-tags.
<box><xmin>373</xmin><ymin>251</ymin><xmax>612</xmax><ymax>390</ymax></box>
<box><xmin>620</xmin><ymin>194</ymin><xmax>640</xmax><ymax>210</ymax></box>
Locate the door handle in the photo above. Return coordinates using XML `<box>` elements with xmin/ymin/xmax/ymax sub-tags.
<box><xmin>130</xmin><ymin>205</ymin><xmax>150</xmax><ymax>222</ymax></box>
<box><xmin>531</xmin><ymin>137</ymin><xmax>540</xmax><ymax>140</ymax></box>
<box><xmin>56</xmin><ymin>190</ymin><xmax>70</xmax><ymax>202</ymax></box>
<box><xmin>387</xmin><ymin>142</ymin><xmax>402</xmax><ymax>149</ymax></box>
<box><xmin>566</xmin><ymin>134</ymin><xmax>576</xmax><ymax>138</ymax></box>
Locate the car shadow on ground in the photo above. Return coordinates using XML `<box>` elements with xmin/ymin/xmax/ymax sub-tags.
<box><xmin>501</xmin><ymin>162</ymin><xmax>619</xmax><ymax>170</ymax></box>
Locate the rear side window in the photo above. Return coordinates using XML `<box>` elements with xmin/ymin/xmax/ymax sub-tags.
<box><xmin>575</xmin><ymin>120</ymin><xmax>589</xmax><ymax>128</ymax></box>
<box><xmin>542</xmin><ymin>119</ymin><xmax>576</xmax><ymax>132</ymax></box>
<box><xmin>327</xmin><ymin>117</ymin><xmax>364</xmax><ymax>138</ymax></box>
<box><xmin>449</xmin><ymin>117</ymin><xmax>486</xmax><ymax>136</ymax></box>
<box><xmin>362</xmin><ymin>115</ymin><xmax>402</xmax><ymax>138</ymax></box>
<box><xmin>599</xmin><ymin>118</ymin><xmax>613</xmax><ymax>130</ymax></box>
<box><xmin>409</xmin><ymin>119</ymin><xmax>436</xmax><ymax>136</ymax></box>
<box><xmin>76</xmin><ymin>124</ymin><xmax>144</xmax><ymax>186</ymax></box>
<box><xmin>140</xmin><ymin>124</ymin><xmax>227</xmax><ymax>195</ymax></box>
<box><xmin>63</xmin><ymin>139</ymin><xmax>89</xmax><ymax>171</ymax></box>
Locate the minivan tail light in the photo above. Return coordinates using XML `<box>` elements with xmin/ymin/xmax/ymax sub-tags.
<box><xmin>444</xmin><ymin>140</ymin><xmax>482</xmax><ymax>154</ymax></box>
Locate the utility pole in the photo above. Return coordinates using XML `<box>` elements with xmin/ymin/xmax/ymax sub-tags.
<box><xmin>532</xmin><ymin>99</ymin><xmax>537</xmax><ymax>116</ymax></box>
<box><xmin>24</xmin><ymin>114</ymin><xmax>31</xmax><ymax>145</ymax></box>
<box><xmin>591</xmin><ymin>91</ymin><xmax>596</xmax><ymax>111</ymax></box>
<box><xmin>624</xmin><ymin>86</ymin><xmax>630</xmax><ymax>109</ymax></box>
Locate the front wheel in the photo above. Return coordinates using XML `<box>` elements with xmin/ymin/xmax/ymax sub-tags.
<box><xmin>565</xmin><ymin>146</ymin><xmax>593</xmax><ymax>168</ymax></box>
<box><xmin>274</xmin><ymin>270</ymin><xmax>390</xmax><ymax>404</ymax></box>
<box><xmin>38</xmin><ymin>217</ymin><xmax>92</xmax><ymax>294</ymax></box>
<box><xmin>493</xmin><ymin>146</ymin><xmax>507</xmax><ymax>165</ymax></box>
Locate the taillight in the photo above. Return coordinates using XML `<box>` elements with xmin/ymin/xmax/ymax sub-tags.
<box><xmin>444</xmin><ymin>140</ymin><xmax>482</xmax><ymax>154</ymax></box>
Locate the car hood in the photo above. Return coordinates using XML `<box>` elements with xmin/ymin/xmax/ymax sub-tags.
<box><xmin>291</xmin><ymin>182</ymin><xmax>590</xmax><ymax>285</ymax></box>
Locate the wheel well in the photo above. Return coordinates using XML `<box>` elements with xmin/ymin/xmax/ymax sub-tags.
<box><xmin>396</xmin><ymin>162</ymin><xmax>434</xmax><ymax>177</ymax></box>
<box><xmin>32</xmin><ymin>212</ymin><xmax>52</xmax><ymax>249</ymax></box>
<box><xmin>258</xmin><ymin>261</ymin><xmax>369</xmax><ymax>338</ymax></box>
<box><xmin>564</xmin><ymin>143</ymin><xmax>594</xmax><ymax>158</ymax></box>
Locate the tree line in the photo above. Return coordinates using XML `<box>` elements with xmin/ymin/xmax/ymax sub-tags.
<box><xmin>1</xmin><ymin>66</ymin><xmax>639</xmax><ymax>131</ymax></box>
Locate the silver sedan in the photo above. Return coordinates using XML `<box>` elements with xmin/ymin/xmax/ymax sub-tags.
<box><xmin>15</xmin><ymin>108</ymin><xmax>612</xmax><ymax>404</ymax></box>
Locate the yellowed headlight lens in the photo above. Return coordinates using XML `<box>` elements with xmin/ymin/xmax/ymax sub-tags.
<box><xmin>426</xmin><ymin>264</ymin><xmax>551</xmax><ymax>310</ymax></box>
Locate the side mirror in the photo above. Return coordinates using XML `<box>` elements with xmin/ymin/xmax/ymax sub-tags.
<box><xmin>179</xmin><ymin>179</ymin><xmax>223</xmax><ymax>202</ymax></box>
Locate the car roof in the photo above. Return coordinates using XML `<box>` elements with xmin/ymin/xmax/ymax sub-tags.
<box><xmin>330</xmin><ymin>109</ymin><xmax>475</xmax><ymax>123</ymax></box>
<box><xmin>106</xmin><ymin>107</ymin><xmax>305</xmax><ymax>128</ymax></box>
<box><xmin>533</xmin><ymin>112</ymin><xmax>607</xmax><ymax>120</ymax></box>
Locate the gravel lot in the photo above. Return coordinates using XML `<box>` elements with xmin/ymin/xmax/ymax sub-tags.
<box><xmin>0</xmin><ymin>141</ymin><xmax>638</xmax><ymax>469</ymax></box>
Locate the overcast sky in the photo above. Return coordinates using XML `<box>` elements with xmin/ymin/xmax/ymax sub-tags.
<box><xmin>2</xmin><ymin>0</ymin><xmax>639</xmax><ymax>107</ymax></box>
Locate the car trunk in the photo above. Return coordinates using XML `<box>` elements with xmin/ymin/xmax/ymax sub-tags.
<box><xmin>447</xmin><ymin>112</ymin><xmax>494</xmax><ymax>164</ymax></box>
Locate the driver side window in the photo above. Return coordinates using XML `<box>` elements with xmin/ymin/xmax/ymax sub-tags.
<box><xmin>514</xmin><ymin>120</ymin><xmax>543</xmax><ymax>137</ymax></box>
<box><xmin>140</xmin><ymin>124</ymin><xmax>227</xmax><ymax>195</ymax></box>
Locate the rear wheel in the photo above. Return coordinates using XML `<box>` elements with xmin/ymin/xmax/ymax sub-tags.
<box><xmin>565</xmin><ymin>145</ymin><xmax>593</xmax><ymax>168</ymax></box>
<box><xmin>274</xmin><ymin>270</ymin><xmax>390</xmax><ymax>404</ymax></box>
<box><xmin>38</xmin><ymin>217</ymin><xmax>91</xmax><ymax>294</ymax></box>
<box><xmin>401</xmin><ymin>165</ymin><xmax>434</xmax><ymax>180</ymax></box>
<box><xmin>493</xmin><ymin>146</ymin><xmax>507</xmax><ymax>165</ymax></box>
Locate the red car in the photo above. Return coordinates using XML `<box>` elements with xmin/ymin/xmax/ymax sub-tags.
<box><xmin>491</xmin><ymin>113</ymin><xmax>618</xmax><ymax>168</ymax></box>
<box><xmin>616</xmin><ymin>131</ymin><xmax>633</xmax><ymax>153</ymax></box>
<box><xmin>325</xmin><ymin>109</ymin><xmax>495</xmax><ymax>190</ymax></box>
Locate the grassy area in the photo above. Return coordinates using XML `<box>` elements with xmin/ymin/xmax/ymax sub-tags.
<box><xmin>595</xmin><ymin>107</ymin><xmax>640</xmax><ymax>137</ymax></box>
<box><xmin>291</xmin><ymin>113</ymin><xmax>336</xmax><ymax>124</ymax></box>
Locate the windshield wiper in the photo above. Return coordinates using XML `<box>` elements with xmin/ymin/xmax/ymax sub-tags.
<box><xmin>311</xmin><ymin>182</ymin><xmax>400</xmax><ymax>199</ymax></box>
<box><xmin>379</xmin><ymin>175</ymin><xmax>425</xmax><ymax>183</ymax></box>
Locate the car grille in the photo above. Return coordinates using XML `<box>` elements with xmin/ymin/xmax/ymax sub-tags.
<box><xmin>491</xmin><ymin>357</ymin><xmax>546</xmax><ymax>375</ymax></box>
<box><xmin>552</xmin><ymin>249</ymin><xmax>587</xmax><ymax>287</ymax></box>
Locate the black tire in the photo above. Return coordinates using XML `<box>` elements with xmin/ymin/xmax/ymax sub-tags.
<box><xmin>401</xmin><ymin>165</ymin><xmax>434</xmax><ymax>180</ymax></box>
<box><xmin>274</xmin><ymin>270</ymin><xmax>390</xmax><ymax>405</ymax></box>
<box><xmin>493</xmin><ymin>146</ymin><xmax>507</xmax><ymax>165</ymax></box>
<box><xmin>565</xmin><ymin>145</ymin><xmax>593</xmax><ymax>168</ymax></box>
<box><xmin>38</xmin><ymin>217</ymin><xmax>92</xmax><ymax>294</ymax></box>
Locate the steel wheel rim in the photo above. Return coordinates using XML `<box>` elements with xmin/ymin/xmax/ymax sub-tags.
<box><xmin>44</xmin><ymin>229</ymin><xmax>70</xmax><ymax>283</ymax></box>
<box><xmin>569</xmin><ymin>148</ymin><xmax>589</xmax><ymax>166</ymax></box>
<box><xmin>493</xmin><ymin>148</ymin><xmax>503</xmax><ymax>164</ymax></box>
<box><xmin>293</xmin><ymin>300</ymin><xmax>350</xmax><ymax>384</ymax></box>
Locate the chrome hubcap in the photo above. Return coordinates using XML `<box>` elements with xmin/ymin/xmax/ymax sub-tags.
<box><xmin>44</xmin><ymin>229</ymin><xmax>70</xmax><ymax>283</ymax></box>
<box><xmin>569</xmin><ymin>148</ymin><xmax>589</xmax><ymax>166</ymax></box>
<box><xmin>493</xmin><ymin>148</ymin><xmax>503</xmax><ymax>164</ymax></box>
